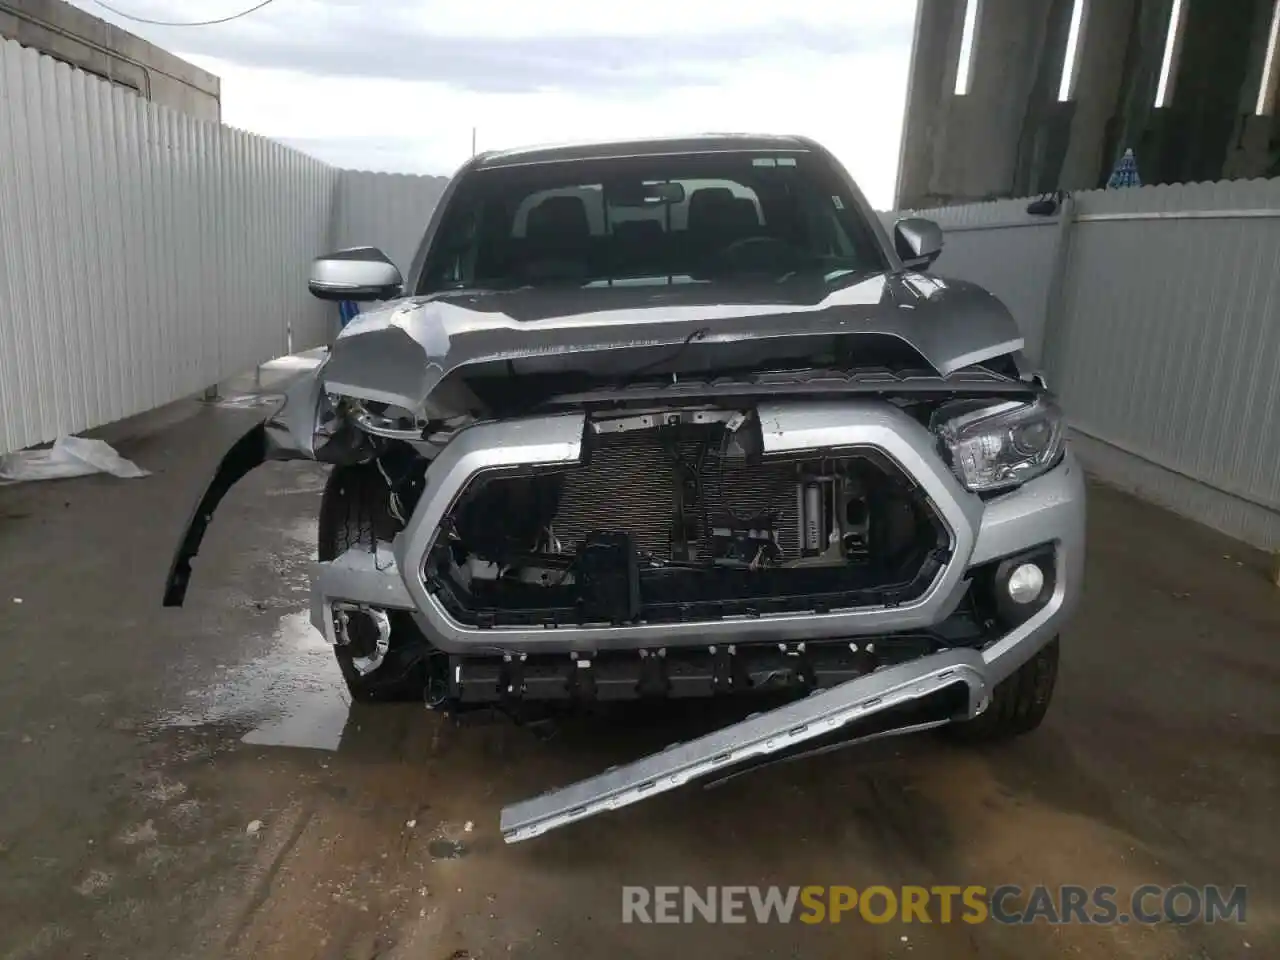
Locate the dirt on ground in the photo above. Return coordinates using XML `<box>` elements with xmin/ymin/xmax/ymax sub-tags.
<box><xmin>0</xmin><ymin>395</ymin><xmax>1276</xmax><ymax>959</ymax></box>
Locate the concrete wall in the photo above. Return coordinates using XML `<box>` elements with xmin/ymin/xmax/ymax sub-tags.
<box><xmin>1223</xmin><ymin>0</ymin><xmax>1280</xmax><ymax>179</ymax></box>
<box><xmin>1057</xmin><ymin>0</ymin><xmax>1139</xmax><ymax>194</ymax></box>
<box><xmin>896</xmin><ymin>0</ymin><xmax>1280</xmax><ymax>209</ymax></box>
<box><xmin>0</xmin><ymin>0</ymin><xmax>220</xmax><ymax>121</ymax></box>
<box><xmin>897</xmin><ymin>0</ymin><xmax>1069</xmax><ymax>209</ymax></box>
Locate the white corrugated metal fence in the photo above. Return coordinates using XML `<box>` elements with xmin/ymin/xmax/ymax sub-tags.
<box><xmin>0</xmin><ymin>37</ymin><xmax>448</xmax><ymax>457</ymax></box>
<box><xmin>893</xmin><ymin>181</ymin><xmax>1280</xmax><ymax>550</ymax></box>
<box><xmin>330</xmin><ymin>170</ymin><xmax>448</xmax><ymax>279</ymax></box>
<box><xmin>0</xmin><ymin>37</ymin><xmax>342</xmax><ymax>454</ymax></box>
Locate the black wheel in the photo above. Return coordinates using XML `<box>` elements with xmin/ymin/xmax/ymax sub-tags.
<box><xmin>949</xmin><ymin>637</ymin><xmax>1059</xmax><ymax>742</ymax></box>
<box><xmin>317</xmin><ymin>463</ymin><xmax>425</xmax><ymax>702</ymax></box>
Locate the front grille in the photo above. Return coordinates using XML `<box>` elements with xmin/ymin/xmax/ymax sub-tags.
<box><xmin>549</xmin><ymin>431</ymin><xmax>802</xmax><ymax>560</ymax></box>
<box><xmin>434</xmin><ymin>418</ymin><xmax>954</xmax><ymax>631</ymax></box>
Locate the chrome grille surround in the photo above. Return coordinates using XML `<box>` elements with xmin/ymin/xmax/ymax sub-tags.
<box><xmin>393</xmin><ymin>402</ymin><xmax>985</xmax><ymax>654</ymax></box>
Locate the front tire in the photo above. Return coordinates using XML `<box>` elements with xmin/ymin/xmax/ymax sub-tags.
<box><xmin>317</xmin><ymin>463</ymin><xmax>424</xmax><ymax>702</ymax></box>
<box><xmin>949</xmin><ymin>637</ymin><xmax>1059</xmax><ymax>742</ymax></box>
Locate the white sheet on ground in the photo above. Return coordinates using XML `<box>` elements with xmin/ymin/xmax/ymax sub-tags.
<box><xmin>0</xmin><ymin>436</ymin><xmax>150</xmax><ymax>483</ymax></box>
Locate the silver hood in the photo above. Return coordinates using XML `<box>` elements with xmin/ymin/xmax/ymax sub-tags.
<box><xmin>320</xmin><ymin>271</ymin><xmax>1023</xmax><ymax>416</ymax></box>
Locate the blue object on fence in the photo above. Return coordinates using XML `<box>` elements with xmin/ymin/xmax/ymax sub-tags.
<box><xmin>1107</xmin><ymin>148</ymin><xmax>1142</xmax><ymax>189</ymax></box>
<box><xmin>338</xmin><ymin>300</ymin><xmax>360</xmax><ymax>329</ymax></box>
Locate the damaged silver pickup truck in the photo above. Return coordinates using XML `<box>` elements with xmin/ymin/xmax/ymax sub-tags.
<box><xmin>164</xmin><ymin>135</ymin><xmax>1085</xmax><ymax>843</ymax></box>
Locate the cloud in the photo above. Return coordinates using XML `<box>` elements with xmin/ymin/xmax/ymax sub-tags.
<box><xmin>67</xmin><ymin>0</ymin><xmax>917</xmax><ymax>207</ymax></box>
<box><xmin>181</xmin><ymin>20</ymin><xmax>907</xmax><ymax>94</ymax></box>
<box><xmin>92</xmin><ymin>0</ymin><xmax>911</xmax><ymax>94</ymax></box>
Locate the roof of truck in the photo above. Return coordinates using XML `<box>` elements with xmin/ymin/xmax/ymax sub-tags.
<box><xmin>472</xmin><ymin>134</ymin><xmax>815</xmax><ymax>170</ymax></box>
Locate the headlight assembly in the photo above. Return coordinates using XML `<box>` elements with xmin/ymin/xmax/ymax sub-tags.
<box><xmin>933</xmin><ymin>397</ymin><xmax>1065</xmax><ymax>493</ymax></box>
<box><xmin>343</xmin><ymin>397</ymin><xmax>423</xmax><ymax>440</ymax></box>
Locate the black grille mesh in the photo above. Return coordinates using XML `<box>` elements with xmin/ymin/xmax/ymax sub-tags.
<box><xmin>548</xmin><ymin>432</ymin><xmax>802</xmax><ymax>560</ymax></box>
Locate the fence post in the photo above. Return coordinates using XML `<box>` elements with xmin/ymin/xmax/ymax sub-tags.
<box><xmin>1037</xmin><ymin>194</ymin><xmax>1077</xmax><ymax>385</ymax></box>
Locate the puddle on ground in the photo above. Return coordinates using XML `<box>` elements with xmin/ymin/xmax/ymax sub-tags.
<box><xmin>153</xmin><ymin>611</ymin><xmax>352</xmax><ymax>752</ymax></box>
<box><xmin>427</xmin><ymin>838</ymin><xmax>468</xmax><ymax>861</ymax></box>
<box><xmin>240</xmin><ymin>685</ymin><xmax>350</xmax><ymax>751</ymax></box>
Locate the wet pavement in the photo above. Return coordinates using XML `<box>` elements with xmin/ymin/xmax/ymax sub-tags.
<box><xmin>0</xmin><ymin>388</ymin><xmax>1277</xmax><ymax>960</ymax></box>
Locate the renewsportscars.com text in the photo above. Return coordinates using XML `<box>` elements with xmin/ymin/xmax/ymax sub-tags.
<box><xmin>621</xmin><ymin>884</ymin><xmax>1248</xmax><ymax>926</ymax></box>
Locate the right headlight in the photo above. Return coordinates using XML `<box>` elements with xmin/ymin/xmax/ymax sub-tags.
<box><xmin>933</xmin><ymin>397</ymin><xmax>1065</xmax><ymax>493</ymax></box>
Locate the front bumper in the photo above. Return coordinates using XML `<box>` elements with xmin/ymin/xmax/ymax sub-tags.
<box><xmin>310</xmin><ymin>401</ymin><xmax>1085</xmax><ymax>689</ymax></box>
<box><xmin>309</xmin><ymin>402</ymin><xmax>1084</xmax><ymax>842</ymax></box>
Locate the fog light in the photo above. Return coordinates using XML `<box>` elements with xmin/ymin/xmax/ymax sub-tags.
<box><xmin>334</xmin><ymin>603</ymin><xmax>391</xmax><ymax>675</ymax></box>
<box><xmin>1006</xmin><ymin>563</ymin><xmax>1045</xmax><ymax>604</ymax></box>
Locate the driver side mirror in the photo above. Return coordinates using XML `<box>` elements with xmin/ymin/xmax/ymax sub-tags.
<box><xmin>893</xmin><ymin>218</ymin><xmax>944</xmax><ymax>271</ymax></box>
<box><xmin>308</xmin><ymin>247</ymin><xmax>403</xmax><ymax>301</ymax></box>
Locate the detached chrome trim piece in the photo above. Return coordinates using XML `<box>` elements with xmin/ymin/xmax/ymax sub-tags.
<box><xmin>499</xmin><ymin>574</ymin><xmax>1074</xmax><ymax>842</ymax></box>
<box><xmin>395</xmin><ymin>401</ymin><xmax>981</xmax><ymax>654</ymax></box>
<box><xmin>497</xmin><ymin>515</ymin><xmax>1081</xmax><ymax>842</ymax></box>
<box><xmin>501</xmin><ymin>648</ymin><xmax>989</xmax><ymax>843</ymax></box>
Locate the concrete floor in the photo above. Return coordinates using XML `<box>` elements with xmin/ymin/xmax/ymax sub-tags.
<box><xmin>0</xmin><ymin>389</ymin><xmax>1276</xmax><ymax>960</ymax></box>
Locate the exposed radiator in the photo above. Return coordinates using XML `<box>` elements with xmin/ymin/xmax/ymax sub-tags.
<box><xmin>550</xmin><ymin>432</ymin><xmax>802</xmax><ymax>560</ymax></box>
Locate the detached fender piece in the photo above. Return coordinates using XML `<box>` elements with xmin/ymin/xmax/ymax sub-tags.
<box><xmin>163</xmin><ymin>422</ymin><xmax>269</xmax><ymax>607</ymax></box>
<box><xmin>500</xmin><ymin>648</ymin><xmax>989</xmax><ymax>843</ymax></box>
<box><xmin>163</xmin><ymin>362</ymin><xmax>343</xmax><ymax>608</ymax></box>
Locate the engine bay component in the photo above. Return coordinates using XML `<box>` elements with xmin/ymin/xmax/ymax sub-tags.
<box><xmin>709</xmin><ymin>513</ymin><xmax>782</xmax><ymax>569</ymax></box>
<box><xmin>576</xmin><ymin>531</ymin><xmax>641</xmax><ymax>624</ymax></box>
<box><xmin>794</xmin><ymin>471</ymin><xmax>871</xmax><ymax>565</ymax></box>
<box><xmin>432</xmin><ymin>414</ymin><xmax>949</xmax><ymax>628</ymax></box>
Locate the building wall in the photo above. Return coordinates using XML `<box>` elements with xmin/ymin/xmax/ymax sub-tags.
<box><xmin>896</xmin><ymin>0</ymin><xmax>1280</xmax><ymax>209</ymax></box>
<box><xmin>1057</xmin><ymin>0</ymin><xmax>1139</xmax><ymax>193</ymax></box>
<box><xmin>897</xmin><ymin>0</ymin><xmax>1067</xmax><ymax>209</ymax></box>
<box><xmin>0</xmin><ymin>0</ymin><xmax>220</xmax><ymax>121</ymax></box>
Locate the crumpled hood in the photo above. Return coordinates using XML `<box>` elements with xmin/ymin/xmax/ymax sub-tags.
<box><xmin>320</xmin><ymin>271</ymin><xmax>1023</xmax><ymax>415</ymax></box>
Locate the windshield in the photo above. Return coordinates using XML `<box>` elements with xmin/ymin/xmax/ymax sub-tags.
<box><xmin>416</xmin><ymin>151</ymin><xmax>888</xmax><ymax>294</ymax></box>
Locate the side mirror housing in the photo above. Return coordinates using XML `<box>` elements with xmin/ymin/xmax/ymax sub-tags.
<box><xmin>308</xmin><ymin>247</ymin><xmax>404</xmax><ymax>301</ymax></box>
<box><xmin>893</xmin><ymin>217</ymin><xmax>944</xmax><ymax>270</ymax></box>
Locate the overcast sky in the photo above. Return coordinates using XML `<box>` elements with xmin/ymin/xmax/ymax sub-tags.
<box><xmin>69</xmin><ymin>0</ymin><xmax>917</xmax><ymax>208</ymax></box>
